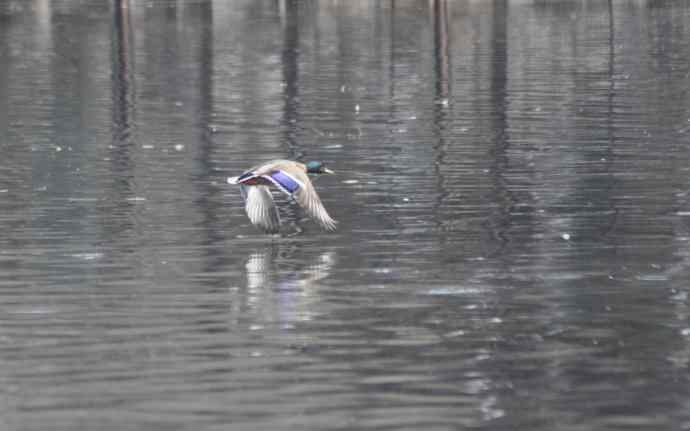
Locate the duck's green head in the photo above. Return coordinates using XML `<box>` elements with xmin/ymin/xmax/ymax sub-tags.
<box><xmin>306</xmin><ymin>161</ymin><xmax>335</xmax><ymax>176</ymax></box>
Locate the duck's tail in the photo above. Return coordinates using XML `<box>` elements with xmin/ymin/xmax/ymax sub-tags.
<box><xmin>228</xmin><ymin>172</ymin><xmax>257</xmax><ymax>185</ymax></box>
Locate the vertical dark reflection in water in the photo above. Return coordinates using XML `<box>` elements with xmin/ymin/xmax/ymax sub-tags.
<box><xmin>193</xmin><ymin>1</ymin><xmax>221</xmax><ymax>248</ymax></box>
<box><xmin>281</xmin><ymin>0</ymin><xmax>301</xmax><ymax>159</ymax></box>
<box><xmin>487</xmin><ymin>0</ymin><xmax>514</xmax><ymax>255</ymax></box>
<box><xmin>604</xmin><ymin>0</ymin><xmax>618</xmax><ymax>236</ymax></box>
<box><xmin>0</xmin><ymin>7</ymin><xmax>26</xmax><ymax>264</ymax></box>
<box><xmin>478</xmin><ymin>2</ymin><xmax>517</xmax><ymax>423</ymax></box>
<box><xmin>191</xmin><ymin>1</ymin><xmax>231</xmax><ymax>293</ymax></box>
<box><xmin>387</xmin><ymin>0</ymin><xmax>396</xmax><ymax>121</ymax></box>
<box><xmin>49</xmin><ymin>5</ymin><xmax>78</xmax><ymax>192</ymax></box>
<box><xmin>0</xmin><ymin>10</ymin><xmax>8</xmax><ymax>149</ymax></box>
<box><xmin>111</xmin><ymin>0</ymin><xmax>134</xmax><ymax>150</ymax></box>
<box><xmin>276</xmin><ymin>0</ymin><xmax>307</xmax><ymax>228</ymax></box>
<box><xmin>432</xmin><ymin>0</ymin><xmax>450</xmax><ymax>101</ymax></box>
<box><xmin>0</xmin><ymin>13</ymin><xmax>17</xmax><ymax>211</ymax></box>
<box><xmin>109</xmin><ymin>0</ymin><xmax>136</xmax><ymax>228</ymax></box>
<box><xmin>431</xmin><ymin>0</ymin><xmax>450</xmax><ymax>229</ymax></box>
<box><xmin>104</xmin><ymin>0</ymin><xmax>139</xmax><ymax>254</ymax></box>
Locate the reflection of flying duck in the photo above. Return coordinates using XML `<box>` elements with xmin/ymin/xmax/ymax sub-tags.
<box><xmin>245</xmin><ymin>246</ymin><xmax>336</xmax><ymax>291</ymax></box>
<box><xmin>244</xmin><ymin>245</ymin><xmax>336</xmax><ymax>324</ymax></box>
<box><xmin>228</xmin><ymin>160</ymin><xmax>337</xmax><ymax>233</ymax></box>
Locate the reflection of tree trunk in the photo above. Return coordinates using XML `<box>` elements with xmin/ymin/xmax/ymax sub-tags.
<box><xmin>490</xmin><ymin>0</ymin><xmax>507</xmax><ymax>147</ymax></box>
<box><xmin>0</xmin><ymin>11</ymin><xmax>30</xmax><ymax>248</ymax></box>
<box><xmin>111</xmin><ymin>0</ymin><xmax>135</xmax><ymax>165</ymax></box>
<box><xmin>199</xmin><ymin>2</ymin><xmax>213</xmax><ymax>135</ymax></box>
<box><xmin>433</xmin><ymin>0</ymin><xmax>450</xmax><ymax>101</ymax></box>
<box><xmin>604</xmin><ymin>0</ymin><xmax>619</xmax><ymax>237</ymax></box>
<box><xmin>197</xmin><ymin>0</ymin><xmax>214</xmax><ymax>171</ymax></box>
<box><xmin>0</xmin><ymin>15</ymin><xmax>8</xmax><ymax>147</ymax></box>
<box><xmin>388</xmin><ymin>0</ymin><xmax>396</xmax><ymax>113</ymax></box>
<box><xmin>196</xmin><ymin>1</ymin><xmax>220</xmax><ymax>250</ymax></box>
<box><xmin>607</xmin><ymin>0</ymin><xmax>615</xmax><ymax>154</ymax></box>
<box><xmin>489</xmin><ymin>0</ymin><xmax>511</xmax><ymax>252</ymax></box>
<box><xmin>431</xmin><ymin>0</ymin><xmax>450</xmax><ymax>228</ymax></box>
<box><xmin>281</xmin><ymin>0</ymin><xmax>300</xmax><ymax>158</ymax></box>
<box><xmin>108</xmin><ymin>0</ymin><xmax>136</xmax><ymax>238</ymax></box>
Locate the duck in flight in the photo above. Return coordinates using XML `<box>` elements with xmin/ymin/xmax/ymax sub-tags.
<box><xmin>227</xmin><ymin>160</ymin><xmax>337</xmax><ymax>234</ymax></box>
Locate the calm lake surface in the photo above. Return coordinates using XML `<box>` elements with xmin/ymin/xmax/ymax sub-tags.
<box><xmin>2</xmin><ymin>0</ymin><xmax>690</xmax><ymax>429</ymax></box>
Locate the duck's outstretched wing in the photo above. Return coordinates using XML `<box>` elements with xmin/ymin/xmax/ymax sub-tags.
<box><xmin>264</xmin><ymin>170</ymin><xmax>337</xmax><ymax>231</ymax></box>
<box><xmin>240</xmin><ymin>185</ymin><xmax>281</xmax><ymax>233</ymax></box>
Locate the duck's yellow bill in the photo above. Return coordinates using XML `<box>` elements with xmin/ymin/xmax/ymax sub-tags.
<box><xmin>324</xmin><ymin>168</ymin><xmax>336</xmax><ymax>174</ymax></box>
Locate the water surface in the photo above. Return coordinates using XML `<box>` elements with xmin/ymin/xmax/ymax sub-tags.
<box><xmin>2</xmin><ymin>1</ymin><xmax>690</xmax><ymax>430</ymax></box>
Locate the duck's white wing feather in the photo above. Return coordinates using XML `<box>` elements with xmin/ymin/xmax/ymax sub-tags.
<box><xmin>241</xmin><ymin>185</ymin><xmax>281</xmax><ymax>233</ymax></box>
<box><xmin>288</xmin><ymin>171</ymin><xmax>337</xmax><ymax>231</ymax></box>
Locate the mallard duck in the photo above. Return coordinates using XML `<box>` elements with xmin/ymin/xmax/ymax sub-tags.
<box><xmin>227</xmin><ymin>160</ymin><xmax>337</xmax><ymax>233</ymax></box>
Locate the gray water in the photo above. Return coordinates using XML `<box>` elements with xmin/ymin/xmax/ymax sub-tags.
<box><xmin>2</xmin><ymin>0</ymin><xmax>690</xmax><ymax>429</ymax></box>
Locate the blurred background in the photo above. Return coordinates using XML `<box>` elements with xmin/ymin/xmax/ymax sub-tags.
<box><xmin>1</xmin><ymin>0</ymin><xmax>690</xmax><ymax>429</ymax></box>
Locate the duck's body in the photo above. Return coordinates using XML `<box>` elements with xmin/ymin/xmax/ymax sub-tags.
<box><xmin>228</xmin><ymin>160</ymin><xmax>337</xmax><ymax>233</ymax></box>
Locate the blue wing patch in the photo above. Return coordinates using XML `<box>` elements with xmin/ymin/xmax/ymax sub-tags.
<box><xmin>266</xmin><ymin>170</ymin><xmax>302</xmax><ymax>194</ymax></box>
